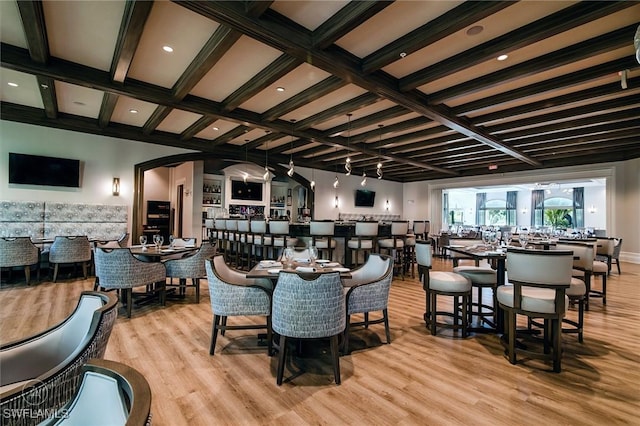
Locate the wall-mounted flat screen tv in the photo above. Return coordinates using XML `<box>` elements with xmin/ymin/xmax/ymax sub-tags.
<box><xmin>8</xmin><ymin>153</ymin><xmax>81</xmax><ymax>188</ymax></box>
<box><xmin>355</xmin><ymin>189</ymin><xmax>376</xmax><ymax>207</ymax></box>
<box><xmin>231</xmin><ymin>180</ymin><xmax>263</xmax><ymax>201</ymax></box>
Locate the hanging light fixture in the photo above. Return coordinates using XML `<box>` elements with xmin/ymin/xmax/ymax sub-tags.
<box><xmin>376</xmin><ymin>124</ymin><xmax>383</xmax><ymax>180</ymax></box>
<box><xmin>310</xmin><ymin>168</ymin><xmax>315</xmax><ymax>191</ymax></box>
<box><xmin>360</xmin><ymin>171</ymin><xmax>367</xmax><ymax>187</ymax></box>
<box><xmin>243</xmin><ymin>141</ymin><xmax>249</xmax><ymax>182</ymax></box>
<box><xmin>333</xmin><ymin>147</ymin><xmax>339</xmax><ymax>188</ymax></box>
<box><xmin>344</xmin><ymin>113</ymin><xmax>352</xmax><ymax>176</ymax></box>
<box><xmin>263</xmin><ymin>131</ymin><xmax>271</xmax><ymax>181</ymax></box>
<box><xmin>287</xmin><ymin>119</ymin><xmax>295</xmax><ymax>177</ymax></box>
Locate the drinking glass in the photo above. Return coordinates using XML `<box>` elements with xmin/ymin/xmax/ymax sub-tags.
<box><xmin>152</xmin><ymin>234</ymin><xmax>159</xmax><ymax>249</ymax></box>
<box><xmin>482</xmin><ymin>231</ymin><xmax>491</xmax><ymax>246</ymax></box>
<box><xmin>309</xmin><ymin>246</ymin><xmax>318</xmax><ymax>266</ymax></box>
<box><xmin>284</xmin><ymin>247</ymin><xmax>295</xmax><ymax>269</ymax></box>
<box><xmin>489</xmin><ymin>232</ymin><xmax>498</xmax><ymax>248</ymax></box>
<box><xmin>520</xmin><ymin>231</ymin><xmax>529</xmax><ymax>248</ymax></box>
<box><xmin>139</xmin><ymin>235</ymin><xmax>147</xmax><ymax>248</ymax></box>
<box><xmin>503</xmin><ymin>231</ymin><xmax>512</xmax><ymax>247</ymax></box>
<box><xmin>169</xmin><ymin>235</ymin><xmax>175</xmax><ymax>248</ymax></box>
<box><xmin>158</xmin><ymin>235</ymin><xmax>164</xmax><ymax>249</ymax></box>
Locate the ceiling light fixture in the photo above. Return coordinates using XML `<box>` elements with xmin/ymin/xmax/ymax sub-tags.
<box><xmin>345</xmin><ymin>113</ymin><xmax>352</xmax><ymax>176</ymax></box>
<box><xmin>360</xmin><ymin>171</ymin><xmax>367</xmax><ymax>187</ymax></box>
<box><xmin>333</xmin><ymin>147</ymin><xmax>339</xmax><ymax>189</ymax></box>
<box><xmin>376</xmin><ymin>124</ymin><xmax>383</xmax><ymax>180</ymax></box>
<box><xmin>276</xmin><ymin>87</ymin><xmax>285</xmax><ymax>92</ymax></box>
<box><xmin>287</xmin><ymin>119</ymin><xmax>295</xmax><ymax>177</ymax></box>
<box><xmin>244</xmin><ymin>140</ymin><xmax>250</xmax><ymax>183</ymax></box>
<box><xmin>212</xmin><ymin>126</ymin><xmax>219</xmax><ymax>131</ymax></box>
<box><xmin>129</xmin><ymin>109</ymin><xmax>138</xmax><ymax>114</ymax></box>
<box><xmin>7</xmin><ymin>82</ymin><xmax>18</xmax><ymax>87</ymax></box>
<box><xmin>162</xmin><ymin>45</ymin><xmax>173</xmax><ymax>53</ymax></box>
<box><xmin>497</xmin><ymin>54</ymin><xmax>508</xmax><ymax>61</ymax></box>
<box><xmin>310</xmin><ymin>168</ymin><xmax>315</xmax><ymax>191</ymax></box>
<box><xmin>466</xmin><ymin>25</ymin><xmax>484</xmax><ymax>36</ymax></box>
<box><xmin>263</xmin><ymin>133</ymin><xmax>270</xmax><ymax>182</ymax></box>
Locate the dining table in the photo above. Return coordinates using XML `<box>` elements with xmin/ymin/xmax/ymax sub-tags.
<box><xmin>128</xmin><ymin>245</ymin><xmax>198</xmax><ymax>261</ymax></box>
<box><xmin>246</xmin><ymin>258</ymin><xmax>351</xmax><ymax>280</ymax></box>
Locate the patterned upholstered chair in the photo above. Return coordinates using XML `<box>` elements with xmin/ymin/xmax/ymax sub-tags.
<box><xmin>49</xmin><ymin>236</ymin><xmax>93</xmax><ymax>282</ymax></box>
<box><xmin>40</xmin><ymin>359</ymin><xmax>151</xmax><ymax>426</ymax></box>
<box><xmin>94</xmin><ymin>248</ymin><xmax>166</xmax><ymax>318</ymax></box>
<box><xmin>0</xmin><ymin>292</ymin><xmax>118</xmax><ymax>425</ymax></box>
<box><xmin>164</xmin><ymin>242</ymin><xmax>217</xmax><ymax>303</ymax></box>
<box><xmin>342</xmin><ymin>253</ymin><xmax>394</xmax><ymax>354</ymax></box>
<box><xmin>0</xmin><ymin>237</ymin><xmax>40</xmax><ymax>285</ymax></box>
<box><xmin>205</xmin><ymin>255</ymin><xmax>273</xmax><ymax>356</ymax></box>
<box><xmin>611</xmin><ymin>238</ymin><xmax>623</xmax><ymax>274</ymax></box>
<box><xmin>273</xmin><ymin>271</ymin><xmax>345</xmax><ymax>385</ymax></box>
<box><xmin>497</xmin><ymin>248</ymin><xmax>573</xmax><ymax>372</ymax></box>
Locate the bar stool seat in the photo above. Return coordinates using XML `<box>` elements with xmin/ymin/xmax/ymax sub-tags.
<box><xmin>453</xmin><ymin>266</ymin><xmax>497</xmax><ymax>329</ymax></box>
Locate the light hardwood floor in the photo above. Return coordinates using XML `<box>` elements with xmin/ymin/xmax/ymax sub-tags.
<box><xmin>1</xmin><ymin>259</ymin><xmax>639</xmax><ymax>425</ymax></box>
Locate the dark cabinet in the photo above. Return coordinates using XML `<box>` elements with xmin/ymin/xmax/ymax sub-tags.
<box><xmin>144</xmin><ymin>200</ymin><xmax>170</xmax><ymax>242</ymax></box>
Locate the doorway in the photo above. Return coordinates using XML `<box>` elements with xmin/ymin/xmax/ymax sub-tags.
<box><xmin>176</xmin><ymin>184</ymin><xmax>184</xmax><ymax>238</ymax></box>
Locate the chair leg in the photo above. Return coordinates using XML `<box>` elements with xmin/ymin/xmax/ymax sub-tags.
<box><xmin>82</xmin><ymin>262</ymin><xmax>88</xmax><ymax>279</ymax></box>
<box><xmin>602</xmin><ymin>274</ymin><xmax>607</xmax><ymax>305</ymax></box>
<box><xmin>195</xmin><ymin>278</ymin><xmax>200</xmax><ymax>304</ymax></box>
<box><xmin>578</xmin><ymin>298</ymin><xmax>584</xmax><ymax>343</ymax></box>
<box><xmin>507</xmin><ymin>310</ymin><xmax>516</xmax><ymax>365</ymax></box>
<box><xmin>276</xmin><ymin>336</ymin><xmax>287</xmax><ymax>385</ymax></box>
<box><xmin>344</xmin><ymin>314</ymin><xmax>351</xmax><ymax>355</ymax></box>
<box><xmin>52</xmin><ymin>264</ymin><xmax>59</xmax><ymax>283</ymax></box>
<box><xmin>221</xmin><ymin>317</ymin><xmax>228</xmax><ymax>336</ymax></box>
<box><xmin>552</xmin><ymin>318</ymin><xmax>562</xmax><ymax>373</ymax></box>
<box><xmin>430</xmin><ymin>292</ymin><xmax>437</xmax><ymax>336</ymax></box>
<box><xmin>126</xmin><ymin>288</ymin><xmax>133</xmax><ymax>318</ymax></box>
<box><xmin>24</xmin><ymin>266</ymin><xmax>31</xmax><ymax>285</ymax></box>
<box><xmin>330</xmin><ymin>334</ymin><xmax>341</xmax><ymax>385</ymax></box>
<box><xmin>210</xmin><ymin>315</ymin><xmax>221</xmax><ymax>355</ymax></box>
<box><xmin>383</xmin><ymin>308</ymin><xmax>391</xmax><ymax>344</ymax></box>
<box><xmin>616</xmin><ymin>261</ymin><xmax>621</xmax><ymax>275</ymax></box>
<box><xmin>267</xmin><ymin>315</ymin><xmax>273</xmax><ymax>356</ymax></box>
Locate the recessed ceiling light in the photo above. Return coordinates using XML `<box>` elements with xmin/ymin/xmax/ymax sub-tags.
<box><xmin>497</xmin><ymin>54</ymin><xmax>509</xmax><ymax>61</ymax></box>
<box><xmin>276</xmin><ymin>87</ymin><xmax>285</xmax><ymax>92</ymax></box>
<box><xmin>129</xmin><ymin>109</ymin><xmax>138</xmax><ymax>114</ymax></box>
<box><xmin>40</xmin><ymin>84</ymin><xmax>49</xmax><ymax>89</ymax></box>
<box><xmin>7</xmin><ymin>82</ymin><xmax>18</xmax><ymax>87</ymax></box>
<box><xmin>400</xmin><ymin>52</ymin><xmax>407</xmax><ymax>58</ymax></box>
<box><xmin>212</xmin><ymin>126</ymin><xmax>219</xmax><ymax>131</ymax></box>
<box><xmin>73</xmin><ymin>101</ymin><xmax>86</xmax><ymax>106</ymax></box>
<box><xmin>466</xmin><ymin>25</ymin><xmax>484</xmax><ymax>36</ymax></box>
<box><xmin>162</xmin><ymin>45</ymin><xmax>174</xmax><ymax>53</ymax></box>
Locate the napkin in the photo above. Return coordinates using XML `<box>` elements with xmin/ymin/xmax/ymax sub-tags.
<box><xmin>295</xmin><ymin>266</ymin><xmax>317</xmax><ymax>273</ymax></box>
<box><xmin>322</xmin><ymin>262</ymin><xmax>340</xmax><ymax>268</ymax></box>
<box><xmin>294</xmin><ymin>258</ymin><xmax>310</xmax><ymax>263</ymax></box>
<box><xmin>259</xmin><ymin>260</ymin><xmax>282</xmax><ymax>268</ymax></box>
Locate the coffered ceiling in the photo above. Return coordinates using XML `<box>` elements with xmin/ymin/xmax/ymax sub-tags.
<box><xmin>1</xmin><ymin>1</ymin><xmax>639</xmax><ymax>182</ymax></box>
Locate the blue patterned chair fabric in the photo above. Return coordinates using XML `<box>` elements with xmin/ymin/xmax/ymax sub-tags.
<box><xmin>273</xmin><ymin>271</ymin><xmax>345</xmax><ymax>385</ymax></box>
<box><xmin>205</xmin><ymin>255</ymin><xmax>273</xmax><ymax>355</ymax></box>
<box><xmin>0</xmin><ymin>237</ymin><xmax>40</xmax><ymax>284</ymax></box>
<box><xmin>49</xmin><ymin>236</ymin><xmax>93</xmax><ymax>282</ymax></box>
<box><xmin>0</xmin><ymin>291</ymin><xmax>118</xmax><ymax>426</ymax></box>
<box><xmin>342</xmin><ymin>254</ymin><xmax>394</xmax><ymax>354</ymax></box>
<box><xmin>94</xmin><ymin>248</ymin><xmax>166</xmax><ymax>318</ymax></box>
<box><xmin>164</xmin><ymin>242</ymin><xmax>217</xmax><ymax>303</ymax></box>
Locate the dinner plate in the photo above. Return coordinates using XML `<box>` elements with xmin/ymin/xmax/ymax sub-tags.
<box><xmin>315</xmin><ymin>259</ymin><xmax>331</xmax><ymax>264</ymax></box>
<box><xmin>268</xmin><ymin>268</ymin><xmax>282</xmax><ymax>274</ymax></box>
<box><xmin>331</xmin><ymin>267</ymin><xmax>350</xmax><ymax>273</ymax></box>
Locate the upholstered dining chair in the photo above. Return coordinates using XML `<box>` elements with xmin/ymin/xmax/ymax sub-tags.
<box><xmin>205</xmin><ymin>255</ymin><xmax>273</xmax><ymax>356</ymax></box>
<box><xmin>164</xmin><ymin>242</ymin><xmax>217</xmax><ymax>303</ymax></box>
<box><xmin>49</xmin><ymin>236</ymin><xmax>93</xmax><ymax>282</ymax></box>
<box><xmin>0</xmin><ymin>237</ymin><xmax>40</xmax><ymax>285</ymax></box>
<box><xmin>497</xmin><ymin>248</ymin><xmax>573</xmax><ymax>372</ymax></box>
<box><xmin>273</xmin><ymin>271</ymin><xmax>345</xmax><ymax>385</ymax></box>
<box><xmin>611</xmin><ymin>238</ymin><xmax>623</xmax><ymax>275</ymax></box>
<box><xmin>94</xmin><ymin>248</ymin><xmax>167</xmax><ymax>318</ymax></box>
<box><xmin>342</xmin><ymin>253</ymin><xmax>394</xmax><ymax>354</ymax></box>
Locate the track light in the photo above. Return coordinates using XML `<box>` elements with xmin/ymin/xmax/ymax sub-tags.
<box><xmin>287</xmin><ymin>119</ymin><xmax>295</xmax><ymax>177</ymax></box>
<box><xmin>376</xmin><ymin>124</ymin><xmax>383</xmax><ymax>180</ymax></box>
<box><xmin>360</xmin><ymin>171</ymin><xmax>367</xmax><ymax>187</ymax></box>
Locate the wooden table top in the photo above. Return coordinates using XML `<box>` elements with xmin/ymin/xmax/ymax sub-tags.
<box><xmin>246</xmin><ymin>260</ymin><xmax>351</xmax><ymax>279</ymax></box>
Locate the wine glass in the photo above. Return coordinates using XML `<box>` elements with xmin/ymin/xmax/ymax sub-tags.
<box><xmin>309</xmin><ymin>245</ymin><xmax>318</xmax><ymax>266</ymax></box>
<box><xmin>519</xmin><ymin>231</ymin><xmax>529</xmax><ymax>248</ymax></box>
<box><xmin>503</xmin><ymin>231</ymin><xmax>512</xmax><ymax>247</ymax></box>
<box><xmin>139</xmin><ymin>235</ymin><xmax>147</xmax><ymax>249</ymax></box>
<box><xmin>489</xmin><ymin>231</ymin><xmax>498</xmax><ymax>249</ymax></box>
<box><xmin>482</xmin><ymin>230</ymin><xmax>491</xmax><ymax>246</ymax></box>
<box><xmin>158</xmin><ymin>235</ymin><xmax>164</xmax><ymax>249</ymax></box>
<box><xmin>284</xmin><ymin>247</ymin><xmax>295</xmax><ymax>269</ymax></box>
<box><xmin>152</xmin><ymin>234</ymin><xmax>159</xmax><ymax>249</ymax></box>
<box><xmin>169</xmin><ymin>235</ymin><xmax>175</xmax><ymax>248</ymax></box>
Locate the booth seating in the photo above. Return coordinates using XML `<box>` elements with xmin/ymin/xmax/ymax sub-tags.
<box><xmin>416</xmin><ymin>241</ymin><xmax>471</xmax><ymax>337</ymax></box>
<box><xmin>0</xmin><ymin>292</ymin><xmax>118</xmax><ymax>424</ymax></box>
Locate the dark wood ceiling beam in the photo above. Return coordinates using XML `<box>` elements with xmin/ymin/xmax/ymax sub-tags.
<box><xmin>17</xmin><ymin>1</ymin><xmax>57</xmax><ymax>119</ymax></box>
<box><xmin>400</xmin><ymin>1</ymin><xmax>634</xmax><ymax>91</ymax></box>
<box><xmin>523</xmin><ymin>134</ymin><xmax>640</xmax><ymax>156</ymax></box>
<box><xmin>471</xmin><ymin>78</ymin><xmax>640</xmax><ymax>126</ymax></box>
<box><xmin>180</xmin><ymin>115</ymin><xmax>217</xmax><ymax>140</ymax></box>
<box><xmin>513</xmin><ymin>123</ymin><xmax>640</xmax><ymax>147</ymax></box>
<box><xmin>312</xmin><ymin>1</ymin><xmax>392</xmax><ymax>49</ymax></box>
<box><xmin>261</xmin><ymin>76</ymin><xmax>346</xmax><ymax>122</ymax></box>
<box><xmin>176</xmin><ymin>1</ymin><xmax>537</xmax><ymax>167</ymax></box>
<box><xmin>245</xmin><ymin>131</ymin><xmax>281</xmax><ymax>150</ymax></box>
<box><xmin>143</xmin><ymin>106</ymin><xmax>171</xmax><ymax>135</ymax></box>
<box><xmin>0</xmin><ymin>42</ymin><xmax>453</xmax><ymax>175</ymax></box>
<box><xmin>320</xmin><ymin>105</ymin><xmax>411</xmax><ymax>140</ymax></box>
<box><xmin>294</xmin><ymin>92</ymin><xmax>381</xmax><ymax>130</ymax></box>
<box><xmin>208</xmin><ymin>125</ymin><xmax>250</xmax><ymax>147</ymax></box>
<box><xmin>222</xmin><ymin>54</ymin><xmax>301</xmax><ymax>112</ymax></box>
<box><xmin>533</xmin><ymin>138</ymin><xmax>640</xmax><ymax>159</ymax></box>
<box><xmin>455</xmin><ymin>57</ymin><xmax>639</xmax><ymax>115</ymax></box>
<box><xmin>363</xmin><ymin>1</ymin><xmax>513</xmax><ymax>74</ymax></box>
<box><xmin>98</xmin><ymin>93</ymin><xmax>119</xmax><ymax>128</ymax></box>
<box><xmin>428</xmin><ymin>25</ymin><xmax>636</xmax><ymax>104</ymax></box>
<box><xmin>111</xmin><ymin>0</ymin><xmax>153</xmax><ymax>83</ymax></box>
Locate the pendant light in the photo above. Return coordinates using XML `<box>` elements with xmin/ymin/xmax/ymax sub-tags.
<box><xmin>243</xmin><ymin>141</ymin><xmax>249</xmax><ymax>182</ymax></box>
<box><xmin>360</xmin><ymin>171</ymin><xmax>367</xmax><ymax>187</ymax></box>
<box><xmin>333</xmin><ymin>147</ymin><xmax>340</xmax><ymax>189</ymax></box>
<box><xmin>287</xmin><ymin>119</ymin><xmax>295</xmax><ymax>177</ymax></box>
<box><xmin>344</xmin><ymin>113</ymin><xmax>352</xmax><ymax>176</ymax></box>
<box><xmin>376</xmin><ymin>124</ymin><xmax>383</xmax><ymax>180</ymax></box>
<box><xmin>310</xmin><ymin>168</ymin><xmax>316</xmax><ymax>191</ymax></box>
<box><xmin>263</xmin><ymin>134</ymin><xmax>270</xmax><ymax>182</ymax></box>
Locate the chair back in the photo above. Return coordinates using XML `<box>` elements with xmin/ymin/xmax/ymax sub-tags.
<box><xmin>205</xmin><ymin>256</ymin><xmax>271</xmax><ymax>317</ymax></box>
<box><xmin>171</xmin><ymin>237</ymin><xmax>197</xmax><ymax>247</ymax></box>
<box><xmin>555</xmin><ymin>242</ymin><xmax>593</xmax><ymax>272</ymax></box>
<box><xmin>0</xmin><ymin>237</ymin><xmax>39</xmax><ymax>267</ymax></box>
<box><xmin>345</xmin><ymin>254</ymin><xmax>394</xmax><ymax>313</ymax></box>
<box><xmin>310</xmin><ymin>220</ymin><xmax>335</xmax><ymax>236</ymax></box>
<box><xmin>214</xmin><ymin>219</ymin><xmax>226</xmax><ymax>231</ymax></box>
<box><xmin>116</xmin><ymin>232</ymin><xmax>129</xmax><ymax>248</ymax></box>
<box><xmin>165</xmin><ymin>243</ymin><xmax>216</xmax><ymax>278</ymax></box>
<box><xmin>613</xmin><ymin>238</ymin><xmax>623</xmax><ymax>257</ymax></box>
<box><xmin>415</xmin><ymin>240</ymin><xmax>432</xmax><ymax>268</ymax></box>
<box><xmin>412</xmin><ymin>221</ymin><xmax>426</xmax><ymax>238</ymax></box>
<box><xmin>237</xmin><ymin>219</ymin><xmax>250</xmax><ymax>233</ymax></box>
<box><xmin>94</xmin><ymin>248</ymin><xmax>166</xmax><ymax>289</ymax></box>
<box><xmin>49</xmin><ymin>236</ymin><xmax>92</xmax><ymax>263</ymax></box>
<box><xmin>225</xmin><ymin>219</ymin><xmax>238</xmax><ymax>232</ymax></box>
<box><xmin>506</xmin><ymin>248</ymin><xmax>573</xmax><ymax>287</ymax></box>
<box><xmin>273</xmin><ymin>271</ymin><xmax>345</xmax><ymax>339</ymax></box>
<box><xmin>268</xmin><ymin>220</ymin><xmax>289</xmax><ymax>235</ymax></box>
<box><xmin>390</xmin><ymin>221</ymin><xmax>408</xmax><ymax>236</ymax></box>
<box><xmin>596</xmin><ymin>237</ymin><xmax>615</xmax><ymax>256</ymax></box>
<box><xmin>250</xmin><ymin>219</ymin><xmax>267</xmax><ymax>234</ymax></box>
<box><xmin>355</xmin><ymin>221</ymin><xmax>378</xmax><ymax>237</ymax></box>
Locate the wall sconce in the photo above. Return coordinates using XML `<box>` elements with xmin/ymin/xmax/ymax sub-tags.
<box><xmin>385</xmin><ymin>199</ymin><xmax>390</xmax><ymax>211</ymax></box>
<box><xmin>334</xmin><ymin>196</ymin><xmax>339</xmax><ymax>208</ymax></box>
<box><xmin>588</xmin><ymin>205</ymin><xmax>597</xmax><ymax>214</ymax></box>
<box><xmin>112</xmin><ymin>177</ymin><xmax>120</xmax><ymax>196</ymax></box>
<box><xmin>184</xmin><ymin>188</ymin><xmax>193</xmax><ymax>197</ymax></box>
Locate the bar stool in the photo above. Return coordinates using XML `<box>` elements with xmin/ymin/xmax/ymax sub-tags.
<box><xmin>347</xmin><ymin>221</ymin><xmax>378</xmax><ymax>267</ymax></box>
<box><xmin>267</xmin><ymin>220</ymin><xmax>295</xmax><ymax>259</ymax></box>
<box><xmin>416</xmin><ymin>240</ymin><xmax>471</xmax><ymax>337</ymax></box>
<box><xmin>214</xmin><ymin>218</ymin><xmax>226</xmax><ymax>256</ymax></box>
<box><xmin>310</xmin><ymin>220</ymin><xmax>336</xmax><ymax>261</ymax></box>
<box><xmin>378</xmin><ymin>221</ymin><xmax>408</xmax><ymax>279</ymax></box>
<box><xmin>452</xmin><ymin>265</ymin><xmax>497</xmax><ymax>330</ymax></box>
<box><xmin>250</xmin><ymin>219</ymin><xmax>272</xmax><ymax>261</ymax></box>
<box><xmin>236</xmin><ymin>219</ymin><xmax>251</xmax><ymax>269</ymax></box>
<box><xmin>225</xmin><ymin>219</ymin><xmax>238</xmax><ymax>265</ymax></box>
